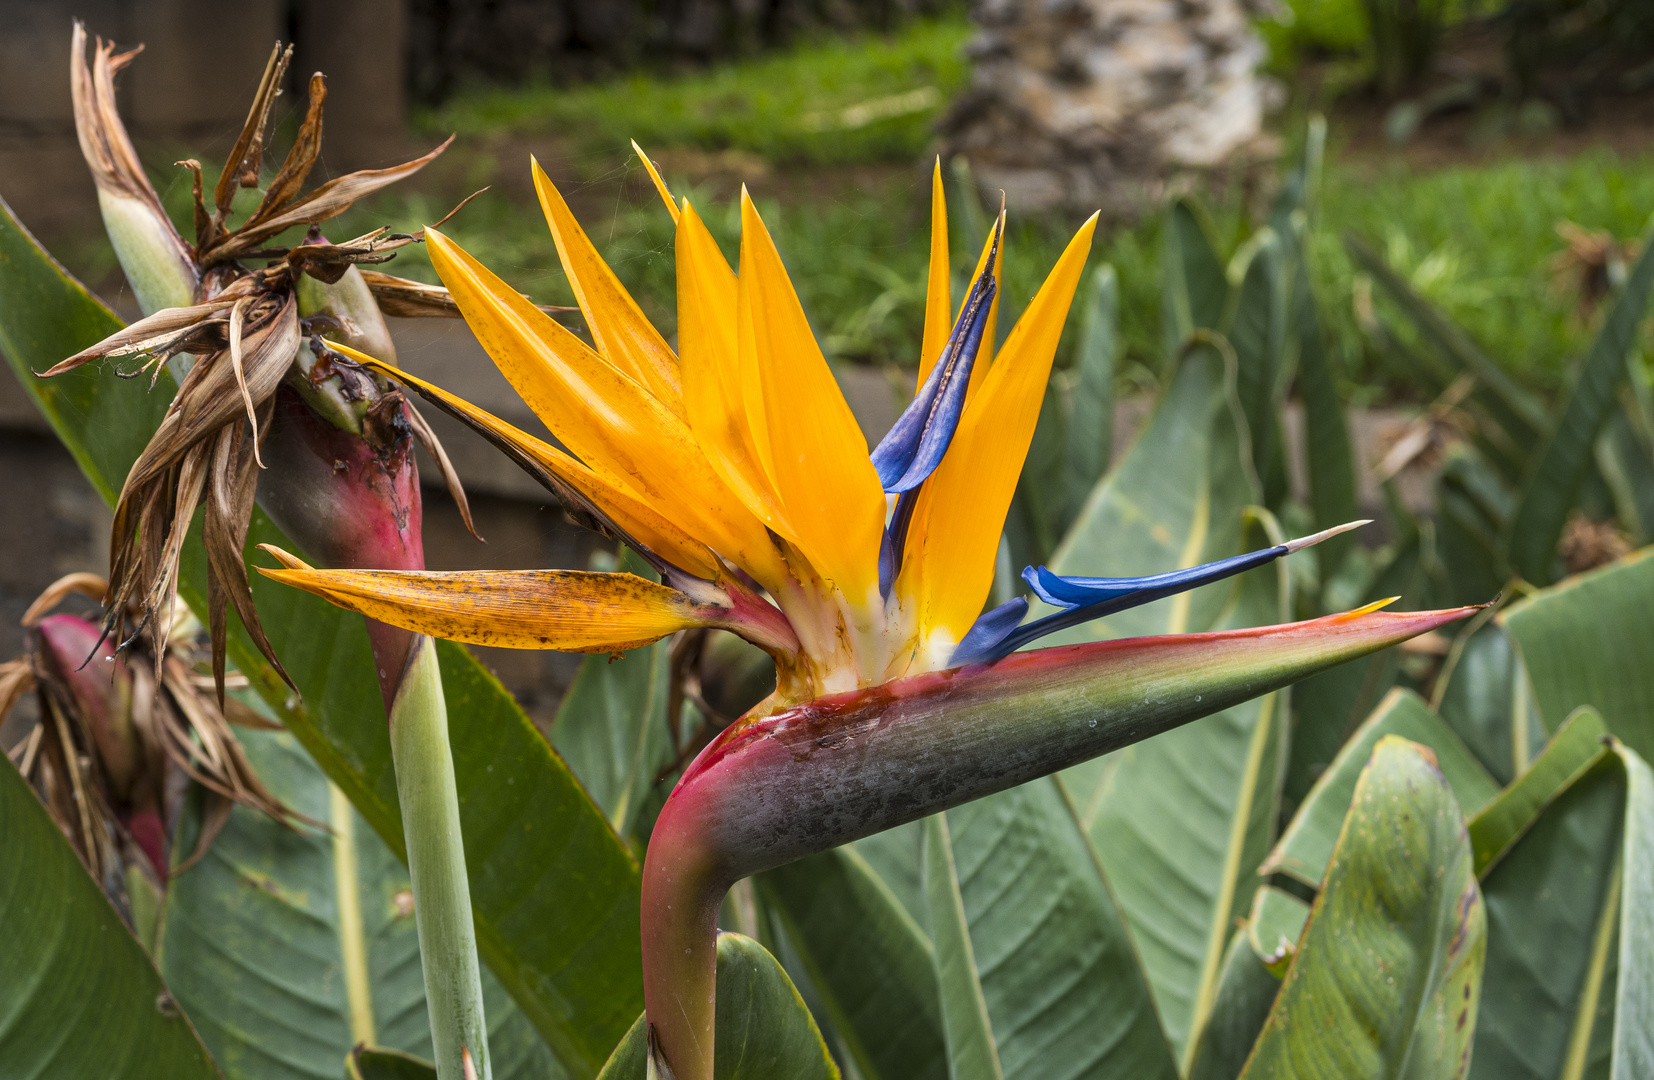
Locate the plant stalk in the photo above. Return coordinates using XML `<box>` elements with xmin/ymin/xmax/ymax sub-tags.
<box><xmin>389</xmin><ymin>635</ymin><xmax>490</xmax><ymax>1080</ymax></box>
<box><xmin>262</xmin><ymin>382</ymin><xmax>490</xmax><ymax>1079</ymax></box>
<box><xmin>640</xmin><ymin>603</ymin><xmax>1481</xmax><ymax>1080</ymax></box>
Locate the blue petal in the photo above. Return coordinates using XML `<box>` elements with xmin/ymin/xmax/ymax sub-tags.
<box><xmin>1022</xmin><ymin>545</ymin><xmax>1288</xmax><ymax>609</ymax></box>
<box><xmin>966</xmin><ymin>522</ymin><xmax>1369</xmax><ymax>665</ymax></box>
<box><xmin>879</xmin><ymin>491</ymin><xmax>921</xmax><ymax>599</ymax></box>
<box><xmin>878</xmin><ymin>525</ymin><xmax>896</xmax><ymax>599</ymax></box>
<box><xmin>949</xmin><ymin>597</ymin><xmax>1029</xmax><ymax>666</ymax></box>
<box><xmin>870</xmin><ymin>225</ymin><xmax>1002</xmax><ymax>494</ymax></box>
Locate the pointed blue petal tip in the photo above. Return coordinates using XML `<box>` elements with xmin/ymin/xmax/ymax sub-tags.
<box><xmin>949</xmin><ymin>597</ymin><xmax>1028</xmax><ymax>667</ymax></box>
<box><xmin>871</xmin><ymin>222</ymin><xmax>1002</xmax><ymax>494</ymax></box>
<box><xmin>964</xmin><ymin>521</ymin><xmax>1369</xmax><ymax>665</ymax></box>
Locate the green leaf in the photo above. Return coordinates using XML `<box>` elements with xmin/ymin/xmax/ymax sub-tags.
<box><xmin>1186</xmin><ymin>887</ymin><xmax>1309</xmax><ymax>1080</ymax></box>
<box><xmin>0</xmin><ymin>193</ymin><xmax>643</xmax><ymax>1079</ymax></box>
<box><xmin>347</xmin><ymin>1046</ymin><xmax>438</xmax><ymax>1080</ymax></box>
<box><xmin>1284</xmin><ymin>523</ymin><xmax>1432</xmax><ymax>813</ymax></box>
<box><xmin>595</xmin><ymin>933</ymin><xmax>839</xmax><ymax>1080</ymax></box>
<box><xmin>922</xmin><ymin>812</ymin><xmax>1003</xmax><ymax>1080</ymax></box>
<box><xmin>1248</xmin><ymin>885</ymin><xmax>1311</xmax><ymax>975</ymax></box>
<box><xmin>158</xmin><ymin>723</ymin><xmax>564</xmax><ymax>1080</ymax></box>
<box><xmin>0</xmin><ymin>756</ymin><xmax>221</xmax><ymax>1079</ymax></box>
<box><xmin>1057</xmin><ymin>263</ymin><xmax>1118</xmax><ymax>533</ymax></box>
<box><xmin>1504</xmin><ymin>546</ymin><xmax>1654</xmax><ymax>762</ymax></box>
<box><xmin>936</xmin><ymin>779</ymin><xmax>1180</xmax><ymax>1080</ymax></box>
<box><xmin>1229</xmin><ymin>230</ymin><xmax>1287</xmax><ymax>489</ymax></box>
<box><xmin>1238</xmin><ymin>736</ymin><xmax>1487</xmax><ymax>1080</ymax></box>
<box><xmin>1162</xmin><ymin>199</ymin><xmax>1230</xmax><ymax>358</ymax></box>
<box><xmin>1046</xmin><ymin>341</ymin><xmax>1283</xmax><ymax>1065</ymax></box>
<box><xmin>1596</xmin><ymin>405</ymin><xmax>1654</xmax><ymax>546</ymax></box>
<box><xmin>1267</xmin><ymin>115</ymin><xmax>1326</xmax><ymax>238</ymax></box>
<box><xmin>550</xmin><ymin>549</ymin><xmax>674</xmax><ymax>844</ymax></box>
<box><xmin>1262</xmin><ymin>688</ymin><xmax>1500</xmax><ymax>890</ymax></box>
<box><xmin>1469</xmin><ymin>752</ymin><xmax>1625</xmax><ymax>1080</ymax></box>
<box><xmin>1465</xmin><ymin>735</ymin><xmax>1654</xmax><ymax>1079</ymax></box>
<box><xmin>1009</xmin><ymin>382</ymin><xmax>1069</xmax><ymax>568</ymax></box>
<box><xmin>1434</xmin><ymin>447</ymin><xmax>1516</xmax><ymax>608</ymax></box>
<box><xmin>1186</xmin><ymin>934</ymin><xmax>1280</xmax><ymax>1080</ymax></box>
<box><xmin>1294</xmin><ymin>282</ymin><xmax>1359</xmax><ymax>577</ymax></box>
<box><xmin>1615</xmin><ymin>745</ymin><xmax>1654</xmax><ymax>1077</ymax></box>
<box><xmin>1434</xmin><ymin>619</ymin><xmax>1545</xmax><ymax>786</ymax></box>
<box><xmin>1049</xmin><ymin>342</ymin><xmax>1255</xmax><ymax>641</ymax></box>
<box><xmin>756</xmin><ymin>847</ymin><xmax>947</xmax><ymax>1080</ymax></box>
<box><xmin>851</xmin><ymin>823</ymin><xmax>928</xmax><ymax>934</ymax></box>
<box><xmin>1508</xmin><ymin>234</ymin><xmax>1654</xmax><ymax>585</ymax></box>
<box><xmin>0</xmin><ymin>196</ymin><xmax>168</xmax><ymax>505</ymax></box>
<box><xmin>1061</xmin><ymin>536</ymin><xmax>1287</xmax><ymax>1065</ymax></box>
<box><xmin>1466</xmin><ymin>707</ymin><xmax>1611</xmax><ymax>877</ymax></box>
<box><xmin>1345</xmin><ymin>233</ymin><xmax>1549</xmax><ymax>445</ymax></box>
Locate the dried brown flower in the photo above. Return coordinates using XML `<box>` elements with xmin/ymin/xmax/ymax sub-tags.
<box><xmin>56</xmin><ymin>26</ymin><xmax>487</xmax><ymax>699</ymax></box>
<box><xmin>4</xmin><ymin>574</ymin><xmax>306</xmax><ymax>909</ymax></box>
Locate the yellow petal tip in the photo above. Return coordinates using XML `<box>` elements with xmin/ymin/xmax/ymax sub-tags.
<box><xmin>255</xmin><ymin>544</ymin><xmax>313</xmax><ymax>572</ymax></box>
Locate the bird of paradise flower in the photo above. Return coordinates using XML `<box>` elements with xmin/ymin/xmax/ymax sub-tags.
<box><xmin>257</xmin><ymin>152</ymin><xmax>1363</xmax><ymax>708</ymax></box>
<box><xmin>256</xmin><ymin>148</ymin><xmax>1476</xmax><ymax>1080</ymax></box>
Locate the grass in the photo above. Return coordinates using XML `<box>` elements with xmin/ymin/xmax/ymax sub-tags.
<box><xmin>417</xmin><ymin>15</ymin><xmax>972</xmax><ymax>167</ymax></box>
<box><xmin>335</xmin><ymin>140</ymin><xmax>1654</xmax><ymax>398</ymax></box>
<box><xmin>1317</xmin><ymin>150</ymin><xmax>1654</xmax><ymax>393</ymax></box>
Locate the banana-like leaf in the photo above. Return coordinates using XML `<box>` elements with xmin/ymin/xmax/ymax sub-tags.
<box><xmin>1475</xmin><ymin>550</ymin><xmax>1654</xmax><ymax>1077</ymax></box>
<box><xmin>1508</xmin><ymin>234</ymin><xmax>1654</xmax><ymax>585</ymax></box>
<box><xmin>1262</xmin><ymin>688</ymin><xmax>1499</xmax><ymax>890</ymax></box>
<box><xmin>923</xmin><ymin>812</ymin><xmax>1004</xmax><ymax>1080</ymax></box>
<box><xmin>1008</xmin><ymin>383</ymin><xmax>1069</xmax><ymax>570</ymax></box>
<box><xmin>1248</xmin><ymin>886</ymin><xmax>1311</xmax><ymax>974</ymax></box>
<box><xmin>348</xmin><ymin>1046</ymin><xmax>437</xmax><ymax>1080</ymax></box>
<box><xmin>926</xmin><ymin>779</ymin><xmax>1180</xmax><ymax>1080</ymax></box>
<box><xmin>1617</xmin><ymin>746</ymin><xmax>1654</xmax><ymax>1076</ymax></box>
<box><xmin>1597</xmin><ymin>405</ymin><xmax>1654</xmax><ymax>545</ymax></box>
<box><xmin>1228</xmin><ymin>229</ymin><xmax>1287</xmax><ymax>493</ymax></box>
<box><xmin>0</xmin><ymin>755</ymin><xmax>220</xmax><ymax>1079</ymax></box>
<box><xmin>1048</xmin><ymin>342</ymin><xmax>1254</xmax><ymax>641</ymax></box>
<box><xmin>1059</xmin><ymin>264</ymin><xmax>1118</xmax><ymax>532</ymax></box>
<box><xmin>1434</xmin><ymin>447</ymin><xmax>1515</xmax><ymax>607</ymax></box>
<box><xmin>1294</xmin><ymin>281</ymin><xmax>1359</xmax><ymax>578</ymax></box>
<box><xmin>1064</xmin><ymin>536</ymin><xmax>1287</xmax><ymax>1065</ymax></box>
<box><xmin>0</xmin><ymin>195</ymin><xmax>642</xmax><ymax>1078</ymax></box>
<box><xmin>595</xmin><ymin>933</ymin><xmax>839</xmax><ymax>1080</ymax></box>
<box><xmin>852</xmin><ymin>822</ymin><xmax>929</xmax><ymax>932</ymax></box>
<box><xmin>1238</xmin><ymin>736</ymin><xmax>1487</xmax><ymax>1080</ymax></box>
<box><xmin>1162</xmin><ymin>199</ymin><xmax>1230</xmax><ymax>358</ymax></box>
<box><xmin>1467</xmin><ymin>707</ymin><xmax>1610</xmax><ymax>876</ymax></box>
<box><xmin>756</xmin><ymin>847</ymin><xmax>947</xmax><ymax>1080</ymax></box>
<box><xmin>1048</xmin><ymin>351</ymin><xmax>1285</xmax><ymax>1064</ymax></box>
<box><xmin>1433</xmin><ymin>619</ymin><xmax>1548</xmax><ymax>786</ymax></box>
<box><xmin>550</xmin><ymin>640</ymin><xmax>670</xmax><ymax>844</ymax></box>
<box><xmin>1284</xmin><ymin>519</ymin><xmax>1432</xmax><ymax>812</ymax></box>
<box><xmin>550</xmin><ymin>549</ymin><xmax>674</xmax><ymax>846</ymax></box>
<box><xmin>158</xmin><ymin>724</ymin><xmax>562</xmax><ymax>1080</ymax></box>
<box><xmin>1185</xmin><ymin>887</ymin><xmax>1309</xmax><ymax>1080</ymax></box>
<box><xmin>1009</xmin><ymin>264</ymin><xmax>1121</xmax><ymax>567</ymax></box>
<box><xmin>1504</xmin><ymin>546</ymin><xmax>1654</xmax><ymax>762</ymax></box>
<box><xmin>1188</xmin><ymin>935</ymin><xmax>1280</xmax><ymax>1080</ymax></box>
<box><xmin>1468</xmin><ymin>734</ymin><xmax>1654</xmax><ymax>1080</ymax></box>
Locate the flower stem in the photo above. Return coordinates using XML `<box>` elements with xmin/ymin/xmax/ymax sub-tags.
<box><xmin>261</xmin><ymin>388</ymin><xmax>490</xmax><ymax>1076</ymax></box>
<box><xmin>389</xmin><ymin>634</ymin><xmax>490</xmax><ymax>1080</ymax></box>
<box><xmin>640</xmin><ymin>602</ymin><xmax>1482</xmax><ymax>1080</ymax></box>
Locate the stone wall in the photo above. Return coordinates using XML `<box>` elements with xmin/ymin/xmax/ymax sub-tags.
<box><xmin>941</xmin><ymin>0</ymin><xmax>1281</xmax><ymax>216</ymax></box>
